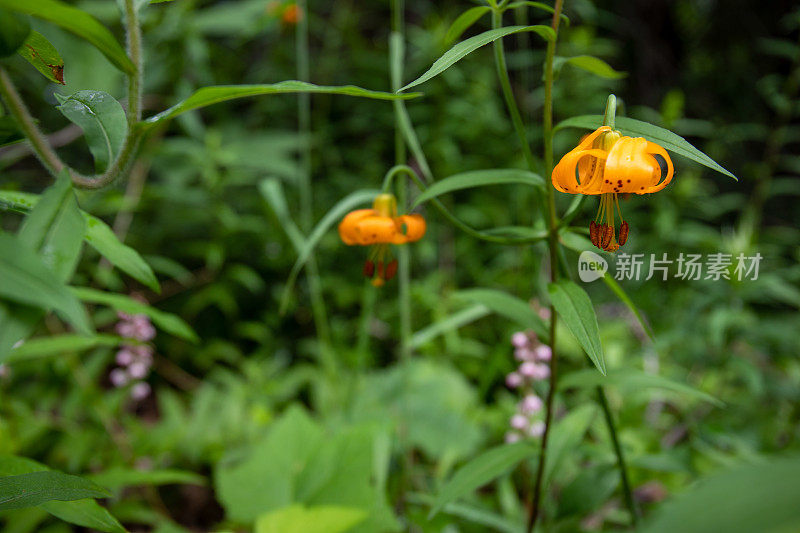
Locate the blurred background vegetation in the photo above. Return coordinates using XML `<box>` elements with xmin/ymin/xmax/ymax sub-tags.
<box><xmin>0</xmin><ymin>0</ymin><xmax>799</xmax><ymax>531</ymax></box>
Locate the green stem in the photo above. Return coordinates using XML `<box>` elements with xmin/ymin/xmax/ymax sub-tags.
<box><xmin>528</xmin><ymin>1</ymin><xmax>564</xmax><ymax>530</ymax></box>
<box><xmin>0</xmin><ymin>0</ymin><xmax>144</xmax><ymax>189</ymax></box>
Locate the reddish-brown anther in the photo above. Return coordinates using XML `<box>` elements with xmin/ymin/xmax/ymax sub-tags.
<box><xmin>618</xmin><ymin>221</ymin><xmax>629</xmax><ymax>246</ymax></box>
<box><xmin>363</xmin><ymin>260</ymin><xmax>375</xmax><ymax>278</ymax></box>
<box><xmin>600</xmin><ymin>224</ymin><xmax>614</xmax><ymax>249</ymax></box>
<box><xmin>589</xmin><ymin>221</ymin><xmax>599</xmax><ymax>247</ymax></box>
<box><xmin>385</xmin><ymin>259</ymin><xmax>398</xmax><ymax>281</ymax></box>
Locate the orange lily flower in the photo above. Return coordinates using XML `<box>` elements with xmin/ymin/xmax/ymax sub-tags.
<box><xmin>552</xmin><ymin>126</ymin><xmax>674</xmax><ymax>252</ymax></box>
<box><xmin>339</xmin><ymin>193</ymin><xmax>426</xmax><ymax>286</ymax></box>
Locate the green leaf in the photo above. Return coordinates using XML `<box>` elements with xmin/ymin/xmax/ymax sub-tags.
<box><xmin>19</xmin><ymin>170</ymin><xmax>85</xmax><ymax>282</ymax></box>
<box><xmin>0</xmin><ymin>233</ymin><xmax>91</xmax><ymax>335</ymax></box>
<box><xmin>0</xmin><ymin>116</ymin><xmax>25</xmax><ymax>148</ymax></box>
<box><xmin>444</xmin><ymin>6</ymin><xmax>490</xmax><ymax>45</ymax></box>
<box><xmin>453</xmin><ymin>288</ymin><xmax>548</xmax><ymax>338</ymax></box>
<box><xmin>601</xmin><ymin>275</ymin><xmax>655</xmax><ymax>342</ymax></box>
<box><xmin>88</xmin><ymin>468</ymin><xmax>205</xmax><ymax>491</ymax></box>
<box><xmin>554</xmin><ymin>115</ymin><xmax>737</xmax><ymax>180</ymax></box>
<box><xmin>559</xmin><ymin>368</ymin><xmax>723</xmax><ymax>406</ymax></box>
<box><xmin>429</xmin><ymin>442</ymin><xmax>538</xmax><ymax>518</ymax></box>
<box><xmin>0</xmin><ymin>7</ymin><xmax>30</xmax><ymax>58</ymax></box>
<box><xmin>84</xmin><ymin>213</ymin><xmax>160</xmax><ymax>291</ymax></box>
<box><xmin>56</xmin><ymin>90</ymin><xmax>127</xmax><ymax>172</ymax></box>
<box><xmin>409</xmin><ymin>304</ymin><xmax>491</xmax><ymax>349</ymax></box>
<box><xmin>71</xmin><ymin>287</ymin><xmax>198</xmax><ymax>343</ymax></box>
<box><xmin>0</xmin><ymin>0</ymin><xmax>134</xmax><ymax>73</ymax></box>
<box><xmin>0</xmin><ymin>189</ymin><xmax>159</xmax><ymax>291</ymax></box>
<box><xmin>6</xmin><ymin>334</ymin><xmax>123</xmax><ymax>364</ymax></box>
<box><xmin>255</xmin><ymin>504</ymin><xmax>367</xmax><ymax>533</ymax></box>
<box><xmin>143</xmin><ymin>81</ymin><xmax>420</xmax><ymax>127</ymax></box>
<box><xmin>0</xmin><ymin>471</ymin><xmax>109</xmax><ymax>511</ymax></box>
<box><xmin>641</xmin><ymin>456</ymin><xmax>800</xmax><ymax>533</ymax></box>
<box><xmin>412</xmin><ymin>169</ymin><xmax>544</xmax><ymax>209</ymax></box>
<box><xmin>41</xmin><ymin>499</ymin><xmax>126</xmax><ymax>533</ymax></box>
<box><xmin>259</xmin><ymin>178</ymin><xmax>306</xmax><ymax>252</ymax></box>
<box><xmin>399</xmin><ymin>25</ymin><xmax>555</xmax><ymax>92</ymax></box>
<box><xmin>547</xmin><ymin>280</ymin><xmax>605</xmax><ymax>375</ymax></box>
<box><xmin>553</xmin><ymin>55</ymin><xmax>626</xmax><ymax>79</ymax></box>
<box><xmin>543</xmin><ymin>405</ymin><xmax>598</xmax><ymax>487</ymax></box>
<box><xmin>17</xmin><ymin>30</ymin><xmax>64</xmax><ymax>84</ymax></box>
<box><xmin>505</xmin><ymin>1</ymin><xmax>570</xmax><ymax>25</ymax></box>
<box><xmin>280</xmin><ymin>189</ymin><xmax>380</xmax><ymax>314</ymax></box>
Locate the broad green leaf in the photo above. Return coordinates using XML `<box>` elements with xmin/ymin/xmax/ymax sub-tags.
<box><xmin>429</xmin><ymin>442</ymin><xmax>538</xmax><ymax>518</ymax></box>
<box><xmin>19</xmin><ymin>171</ymin><xmax>85</xmax><ymax>282</ymax></box>
<box><xmin>255</xmin><ymin>504</ymin><xmax>367</xmax><ymax>533</ymax></box>
<box><xmin>0</xmin><ymin>116</ymin><xmax>24</xmax><ymax>147</ymax></box>
<box><xmin>0</xmin><ymin>189</ymin><xmax>159</xmax><ymax>291</ymax></box>
<box><xmin>0</xmin><ymin>0</ymin><xmax>134</xmax><ymax>73</ymax></box>
<box><xmin>280</xmin><ymin>189</ymin><xmax>380</xmax><ymax>314</ymax></box>
<box><xmin>641</xmin><ymin>456</ymin><xmax>800</xmax><ymax>533</ymax></box>
<box><xmin>548</xmin><ymin>280</ymin><xmax>605</xmax><ymax>375</ymax></box>
<box><xmin>444</xmin><ymin>6</ymin><xmax>490</xmax><ymax>45</ymax></box>
<box><xmin>554</xmin><ymin>115</ymin><xmax>737</xmax><ymax>179</ymax></box>
<box><xmin>559</xmin><ymin>368</ymin><xmax>723</xmax><ymax>406</ymax></box>
<box><xmin>0</xmin><ymin>233</ymin><xmax>91</xmax><ymax>334</ymax></box>
<box><xmin>143</xmin><ymin>81</ymin><xmax>420</xmax><ymax>126</ymax></box>
<box><xmin>71</xmin><ymin>287</ymin><xmax>198</xmax><ymax>343</ymax></box>
<box><xmin>56</xmin><ymin>90</ymin><xmax>127</xmax><ymax>172</ymax></box>
<box><xmin>553</xmin><ymin>55</ymin><xmax>626</xmax><ymax>79</ymax></box>
<box><xmin>41</xmin><ymin>499</ymin><xmax>126</xmax><ymax>533</ymax></box>
<box><xmin>454</xmin><ymin>288</ymin><xmax>548</xmax><ymax>338</ymax></box>
<box><xmin>409</xmin><ymin>304</ymin><xmax>491</xmax><ymax>349</ymax></box>
<box><xmin>543</xmin><ymin>404</ymin><xmax>598</xmax><ymax>487</ymax></box>
<box><xmin>17</xmin><ymin>30</ymin><xmax>64</xmax><ymax>84</ymax></box>
<box><xmin>6</xmin><ymin>334</ymin><xmax>123</xmax><ymax>363</ymax></box>
<box><xmin>412</xmin><ymin>169</ymin><xmax>544</xmax><ymax>209</ymax></box>
<box><xmin>84</xmin><ymin>212</ymin><xmax>160</xmax><ymax>291</ymax></box>
<box><xmin>88</xmin><ymin>468</ymin><xmax>205</xmax><ymax>490</ymax></box>
<box><xmin>0</xmin><ymin>7</ymin><xmax>30</xmax><ymax>57</ymax></box>
<box><xmin>399</xmin><ymin>25</ymin><xmax>554</xmax><ymax>92</ymax></box>
<box><xmin>0</xmin><ymin>471</ymin><xmax>109</xmax><ymax>511</ymax></box>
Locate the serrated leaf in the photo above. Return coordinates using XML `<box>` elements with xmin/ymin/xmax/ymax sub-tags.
<box><xmin>444</xmin><ymin>6</ymin><xmax>490</xmax><ymax>45</ymax></box>
<box><xmin>559</xmin><ymin>368</ymin><xmax>723</xmax><ymax>406</ymax></box>
<box><xmin>454</xmin><ymin>288</ymin><xmax>548</xmax><ymax>338</ymax></box>
<box><xmin>56</xmin><ymin>90</ymin><xmax>127</xmax><ymax>172</ymax></box>
<box><xmin>0</xmin><ymin>0</ymin><xmax>134</xmax><ymax>73</ymax></box>
<box><xmin>554</xmin><ymin>115</ymin><xmax>737</xmax><ymax>179</ymax></box>
<box><xmin>547</xmin><ymin>280</ymin><xmax>605</xmax><ymax>375</ymax></box>
<box><xmin>17</xmin><ymin>30</ymin><xmax>64</xmax><ymax>84</ymax></box>
<box><xmin>0</xmin><ymin>233</ymin><xmax>91</xmax><ymax>335</ymax></box>
<box><xmin>412</xmin><ymin>169</ymin><xmax>544</xmax><ymax>209</ymax></box>
<box><xmin>429</xmin><ymin>442</ymin><xmax>538</xmax><ymax>518</ymax></box>
<box><xmin>554</xmin><ymin>55</ymin><xmax>626</xmax><ymax>79</ymax></box>
<box><xmin>143</xmin><ymin>81</ymin><xmax>420</xmax><ymax>127</ymax></box>
<box><xmin>400</xmin><ymin>25</ymin><xmax>554</xmax><ymax>92</ymax></box>
<box><xmin>70</xmin><ymin>287</ymin><xmax>198</xmax><ymax>343</ymax></box>
<box><xmin>0</xmin><ymin>471</ymin><xmax>109</xmax><ymax>511</ymax></box>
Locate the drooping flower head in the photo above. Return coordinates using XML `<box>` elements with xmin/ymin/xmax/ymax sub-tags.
<box><xmin>552</xmin><ymin>126</ymin><xmax>674</xmax><ymax>252</ymax></box>
<box><xmin>338</xmin><ymin>193</ymin><xmax>426</xmax><ymax>286</ymax></box>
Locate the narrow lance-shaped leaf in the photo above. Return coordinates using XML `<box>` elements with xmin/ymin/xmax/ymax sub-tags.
<box><xmin>6</xmin><ymin>334</ymin><xmax>124</xmax><ymax>364</ymax></box>
<box><xmin>444</xmin><ymin>6</ymin><xmax>491</xmax><ymax>45</ymax></box>
<box><xmin>505</xmin><ymin>1</ymin><xmax>570</xmax><ymax>25</ymax></box>
<box><xmin>56</xmin><ymin>91</ymin><xmax>127</xmax><ymax>173</ymax></box>
<box><xmin>17</xmin><ymin>30</ymin><xmax>65</xmax><ymax>84</ymax></box>
<box><xmin>553</xmin><ymin>55</ymin><xmax>626</xmax><ymax>80</ymax></box>
<box><xmin>454</xmin><ymin>288</ymin><xmax>548</xmax><ymax>338</ymax></box>
<box><xmin>409</xmin><ymin>304</ymin><xmax>491</xmax><ymax>349</ymax></box>
<box><xmin>554</xmin><ymin>115</ymin><xmax>737</xmax><ymax>179</ymax></box>
<box><xmin>429</xmin><ymin>442</ymin><xmax>538</xmax><ymax>518</ymax></box>
<box><xmin>0</xmin><ymin>0</ymin><xmax>134</xmax><ymax>73</ymax></box>
<box><xmin>399</xmin><ymin>25</ymin><xmax>555</xmax><ymax>92</ymax></box>
<box><xmin>412</xmin><ymin>169</ymin><xmax>545</xmax><ymax>209</ymax></box>
<box><xmin>548</xmin><ymin>280</ymin><xmax>605</xmax><ymax>375</ymax></box>
<box><xmin>0</xmin><ymin>470</ymin><xmax>110</xmax><ymax>511</ymax></box>
<box><xmin>142</xmin><ymin>81</ymin><xmax>421</xmax><ymax>127</ymax></box>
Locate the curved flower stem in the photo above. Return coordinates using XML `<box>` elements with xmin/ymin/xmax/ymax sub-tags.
<box><xmin>0</xmin><ymin>0</ymin><xmax>144</xmax><ymax>189</ymax></box>
<box><xmin>528</xmin><ymin>1</ymin><xmax>564</xmax><ymax>530</ymax></box>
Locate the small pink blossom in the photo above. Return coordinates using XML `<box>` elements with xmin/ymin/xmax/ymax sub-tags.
<box><xmin>131</xmin><ymin>382</ymin><xmax>151</xmax><ymax>401</ymax></box>
<box><xmin>511</xmin><ymin>332</ymin><xmax>529</xmax><ymax>348</ymax></box>
<box><xmin>538</xmin><ymin>307</ymin><xmax>551</xmax><ymax>321</ymax></box>
<box><xmin>131</xmin><ymin>315</ymin><xmax>156</xmax><ymax>341</ymax></box>
<box><xmin>505</xmin><ymin>432</ymin><xmax>521</xmax><ymax>444</ymax></box>
<box><xmin>520</xmin><ymin>394</ymin><xmax>543</xmax><ymax>414</ymax></box>
<box><xmin>128</xmin><ymin>361</ymin><xmax>149</xmax><ymax>379</ymax></box>
<box><xmin>110</xmin><ymin>368</ymin><xmax>129</xmax><ymax>387</ymax></box>
<box><xmin>533</xmin><ymin>345</ymin><xmax>552</xmax><ymax>361</ymax></box>
<box><xmin>505</xmin><ymin>372</ymin><xmax>523</xmax><ymax>388</ymax></box>
<box><xmin>510</xmin><ymin>414</ymin><xmax>528</xmax><ymax>430</ymax></box>
<box><xmin>528</xmin><ymin>420</ymin><xmax>546</xmax><ymax>438</ymax></box>
<box><xmin>116</xmin><ymin>349</ymin><xmax>135</xmax><ymax>366</ymax></box>
<box><xmin>514</xmin><ymin>347</ymin><xmax>535</xmax><ymax>361</ymax></box>
<box><xmin>519</xmin><ymin>362</ymin><xmax>550</xmax><ymax>380</ymax></box>
<box><xmin>116</xmin><ymin>321</ymin><xmax>138</xmax><ymax>338</ymax></box>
